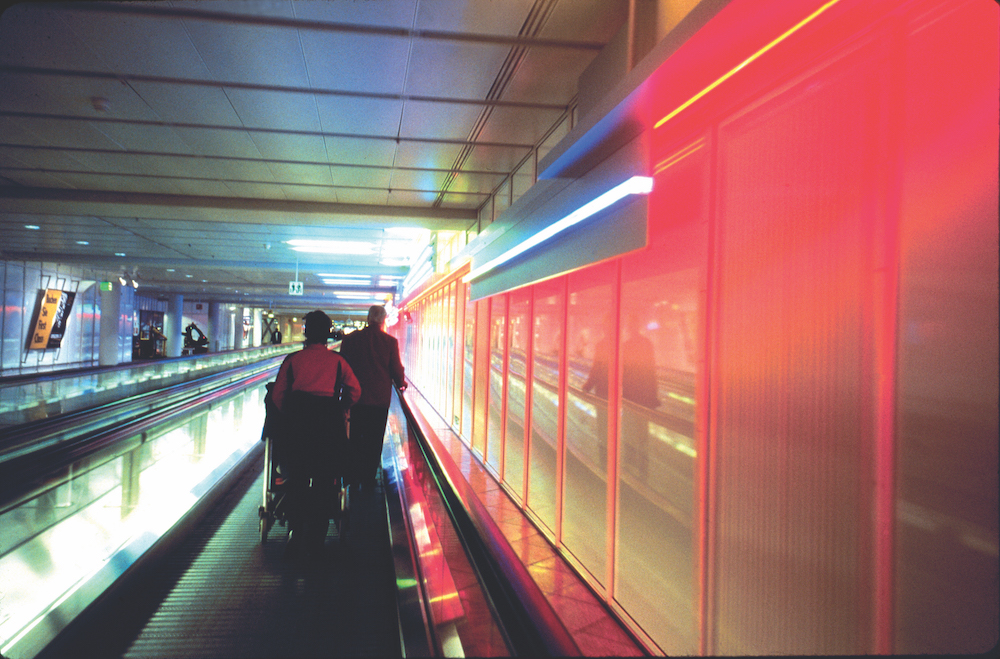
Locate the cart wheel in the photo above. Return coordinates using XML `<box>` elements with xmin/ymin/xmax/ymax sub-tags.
<box><xmin>260</xmin><ymin>517</ymin><xmax>269</xmax><ymax>544</ymax></box>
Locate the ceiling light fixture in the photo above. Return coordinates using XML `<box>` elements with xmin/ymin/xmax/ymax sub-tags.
<box><xmin>463</xmin><ymin>175</ymin><xmax>653</xmax><ymax>283</ymax></box>
<box><xmin>333</xmin><ymin>292</ymin><xmax>376</xmax><ymax>300</ymax></box>
<box><xmin>321</xmin><ymin>278</ymin><xmax>371</xmax><ymax>287</ymax></box>
<box><xmin>287</xmin><ymin>239</ymin><xmax>375</xmax><ymax>255</ymax></box>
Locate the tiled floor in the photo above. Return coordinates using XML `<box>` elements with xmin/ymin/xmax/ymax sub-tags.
<box><xmin>401</xmin><ymin>390</ymin><xmax>647</xmax><ymax>657</ymax></box>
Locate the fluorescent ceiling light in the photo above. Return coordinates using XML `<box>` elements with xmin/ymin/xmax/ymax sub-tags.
<box><xmin>380</xmin><ymin>247</ymin><xmax>414</xmax><ymax>260</ymax></box>
<box><xmin>384</xmin><ymin>227</ymin><xmax>429</xmax><ymax>239</ymax></box>
<box><xmin>321</xmin><ymin>278</ymin><xmax>371</xmax><ymax>287</ymax></box>
<box><xmin>380</xmin><ymin>258</ymin><xmax>410</xmax><ymax>266</ymax></box>
<box><xmin>333</xmin><ymin>292</ymin><xmax>377</xmax><ymax>299</ymax></box>
<box><xmin>287</xmin><ymin>239</ymin><xmax>374</xmax><ymax>255</ymax></box>
<box><xmin>316</xmin><ymin>273</ymin><xmax>369</xmax><ymax>279</ymax></box>
<box><xmin>464</xmin><ymin>175</ymin><xmax>653</xmax><ymax>283</ymax></box>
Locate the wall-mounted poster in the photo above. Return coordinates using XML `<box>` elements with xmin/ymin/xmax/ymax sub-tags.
<box><xmin>27</xmin><ymin>289</ymin><xmax>76</xmax><ymax>350</ymax></box>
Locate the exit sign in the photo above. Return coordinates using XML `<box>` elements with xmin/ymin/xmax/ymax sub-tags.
<box><xmin>289</xmin><ymin>281</ymin><xmax>304</xmax><ymax>295</ymax></box>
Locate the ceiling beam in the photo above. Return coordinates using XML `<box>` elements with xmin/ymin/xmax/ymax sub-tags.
<box><xmin>0</xmin><ymin>252</ymin><xmax>411</xmax><ymax>278</ymax></box>
<box><xmin>0</xmin><ymin>188</ymin><xmax>478</xmax><ymax>229</ymax></box>
<box><xmin>0</xmin><ymin>111</ymin><xmax>537</xmax><ymax>150</ymax></box>
<box><xmin>66</xmin><ymin>3</ymin><xmax>608</xmax><ymax>51</ymax></box>
<box><xmin>0</xmin><ymin>65</ymin><xmax>570</xmax><ymax>112</ymax></box>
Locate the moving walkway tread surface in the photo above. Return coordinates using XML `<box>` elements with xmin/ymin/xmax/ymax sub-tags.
<box><xmin>36</xmin><ymin>464</ymin><xmax>400</xmax><ymax>659</ymax></box>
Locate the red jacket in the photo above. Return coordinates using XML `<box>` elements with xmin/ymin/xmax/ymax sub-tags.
<box><xmin>339</xmin><ymin>325</ymin><xmax>405</xmax><ymax>407</ymax></box>
<box><xmin>272</xmin><ymin>343</ymin><xmax>361</xmax><ymax>412</ymax></box>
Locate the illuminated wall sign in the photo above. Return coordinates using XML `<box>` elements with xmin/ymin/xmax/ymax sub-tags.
<box><xmin>28</xmin><ymin>289</ymin><xmax>76</xmax><ymax>350</ymax></box>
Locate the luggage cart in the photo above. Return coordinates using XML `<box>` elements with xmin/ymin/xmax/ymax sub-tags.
<box><xmin>258</xmin><ymin>434</ymin><xmax>350</xmax><ymax>544</ymax></box>
<box><xmin>258</xmin><ymin>383</ymin><xmax>351</xmax><ymax>545</ymax></box>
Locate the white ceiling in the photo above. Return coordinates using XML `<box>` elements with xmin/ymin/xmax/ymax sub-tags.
<box><xmin>0</xmin><ymin>0</ymin><xmax>627</xmax><ymax>315</ymax></box>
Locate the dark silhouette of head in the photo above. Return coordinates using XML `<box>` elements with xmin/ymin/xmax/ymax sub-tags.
<box><xmin>304</xmin><ymin>309</ymin><xmax>332</xmax><ymax>343</ymax></box>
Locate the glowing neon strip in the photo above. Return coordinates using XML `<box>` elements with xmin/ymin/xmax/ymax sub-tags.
<box><xmin>654</xmin><ymin>140</ymin><xmax>705</xmax><ymax>175</ymax></box>
<box><xmin>654</xmin><ymin>0</ymin><xmax>842</xmax><ymax>130</ymax></box>
<box><xmin>463</xmin><ymin>175</ymin><xmax>653</xmax><ymax>283</ymax></box>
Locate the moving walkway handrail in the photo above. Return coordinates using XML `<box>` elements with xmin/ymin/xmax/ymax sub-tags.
<box><xmin>0</xmin><ymin>357</ymin><xmax>283</xmax><ymax>516</ymax></box>
<box><xmin>392</xmin><ymin>385</ymin><xmax>581</xmax><ymax>656</ymax></box>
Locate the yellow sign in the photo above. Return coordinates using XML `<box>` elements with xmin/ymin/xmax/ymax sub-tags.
<box><xmin>28</xmin><ymin>289</ymin><xmax>75</xmax><ymax>350</ymax></box>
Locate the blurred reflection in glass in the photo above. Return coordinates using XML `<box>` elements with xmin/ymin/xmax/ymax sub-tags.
<box><xmin>614</xmin><ymin>139</ymin><xmax>707</xmax><ymax>655</ymax></box>
<box><xmin>487</xmin><ymin>296</ymin><xmax>507</xmax><ymax>471</ymax></box>
<box><xmin>620</xmin><ymin>312</ymin><xmax>658</xmax><ymax>484</ymax></box>
<box><xmin>504</xmin><ymin>289</ymin><xmax>531</xmax><ymax>499</ymax></box>
<box><xmin>528</xmin><ymin>278</ymin><xmax>564</xmax><ymax>531</ymax></box>
<box><xmin>564</xmin><ymin>262</ymin><xmax>616</xmax><ymax>583</ymax></box>
<box><xmin>461</xmin><ymin>294</ymin><xmax>475</xmax><ymax>443</ymax></box>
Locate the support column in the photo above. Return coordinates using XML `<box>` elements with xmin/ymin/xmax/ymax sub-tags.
<box><xmin>164</xmin><ymin>293</ymin><xmax>184</xmax><ymax>357</ymax></box>
<box><xmin>99</xmin><ymin>280</ymin><xmax>123</xmax><ymax>366</ymax></box>
<box><xmin>208</xmin><ymin>302</ymin><xmax>224</xmax><ymax>352</ymax></box>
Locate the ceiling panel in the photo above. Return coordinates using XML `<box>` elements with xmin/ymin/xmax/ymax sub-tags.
<box><xmin>314</xmin><ymin>95</ymin><xmax>404</xmax><ymax>137</ymax></box>
<box><xmin>248</xmin><ymin>132</ymin><xmax>328</xmax><ymax>163</ymax></box>
<box><xmin>328</xmin><ymin>165</ymin><xmax>392</xmax><ymax>190</ymax></box>
<box><xmin>183</xmin><ymin>22</ymin><xmax>311</xmax><ymax>87</ymax></box>
<box><xmin>299</xmin><ymin>32</ymin><xmax>411</xmax><ymax>95</ymax></box>
<box><xmin>59</xmin><ymin>11</ymin><xmax>215</xmax><ymax>79</ymax></box>
<box><xmin>414</xmin><ymin>0</ymin><xmax>538</xmax><ymax>34</ymax></box>
<box><xmin>15</xmin><ymin>117</ymin><xmax>122</xmax><ymax>151</ymax></box>
<box><xmin>321</xmin><ymin>136</ymin><xmax>397</xmax><ymax>168</ymax></box>
<box><xmin>459</xmin><ymin>142</ymin><xmax>535</xmax><ymax>174</ymax></box>
<box><xmin>291</xmin><ymin>0</ymin><xmax>417</xmax><ymax>27</ymax></box>
<box><xmin>266</xmin><ymin>162</ymin><xmax>333</xmax><ymax>186</ymax></box>
<box><xmin>389</xmin><ymin>140</ymin><xmax>464</xmax><ymax>171</ymax></box>
<box><xmin>475</xmin><ymin>105</ymin><xmax>566</xmax><ymax>151</ymax></box>
<box><xmin>398</xmin><ymin>99</ymin><xmax>490</xmax><ymax>141</ymax></box>
<box><xmin>405</xmin><ymin>41</ymin><xmax>512</xmax><ymax>100</ymax></box>
<box><xmin>128</xmin><ymin>80</ymin><xmax>244</xmax><ymax>126</ymax></box>
<box><xmin>168</xmin><ymin>126</ymin><xmax>267</xmax><ymax>160</ymax></box>
<box><xmin>386</xmin><ymin>168</ymin><xmax>451</xmax><ymax>193</ymax></box>
<box><xmin>0</xmin><ymin>0</ymin><xmax>629</xmax><ymax>313</ymax></box>
<box><xmin>85</xmin><ymin>124</ymin><xmax>196</xmax><ymax>160</ymax></box>
<box><xmin>225</xmin><ymin>88</ymin><xmax>322</xmax><ymax>132</ymax></box>
<box><xmin>0</xmin><ymin>6</ymin><xmax>99</xmax><ymax>70</ymax></box>
<box><xmin>502</xmin><ymin>48</ymin><xmax>596</xmax><ymax>105</ymax></box>
<box><xmin>0</xmin><ymin>169</ymin><xmax>65</xmax><ymax>189</ymax></box>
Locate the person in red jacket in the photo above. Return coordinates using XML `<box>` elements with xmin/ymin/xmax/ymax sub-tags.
<box><xmin>339</xmin><ymin>304</ymin><xmax>406</xmax><ymax>493</ymax></box>
<box><xmin>272</xmin><ymin>310</ymin><xmax>361</xmax><ymax>555</ymax></box>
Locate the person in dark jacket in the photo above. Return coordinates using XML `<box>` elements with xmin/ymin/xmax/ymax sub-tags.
<box><xmin>272</xmin><ymin>310</ymin><xmax>361</xmax><ymax>555</ymax></box>
<box><xmin>339</xmin><ymin>304</ymin><xmax>406</xmax><ymax>492</ymax></box>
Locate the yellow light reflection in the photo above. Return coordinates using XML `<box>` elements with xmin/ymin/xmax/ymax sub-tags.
<box><xmin>654</xmin><ymin>0</ymin><xmax>843</xmax><ymax>130</ymax></box>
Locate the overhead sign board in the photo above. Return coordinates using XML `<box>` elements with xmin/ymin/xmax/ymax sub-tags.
<box><xmin>289</xmin><ymin>281</ymin><xmax>304</xmax><ymax>295</ymax></box>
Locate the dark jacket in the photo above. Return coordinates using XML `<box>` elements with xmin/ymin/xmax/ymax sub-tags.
<box><xmin>339</xmin><ymin>326</ymin><xmax>405</xmax><ymax>407</ymax></box>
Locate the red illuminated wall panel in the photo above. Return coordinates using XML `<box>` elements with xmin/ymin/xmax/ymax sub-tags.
<box><xmin>709</xmin><ymin>33</ymin><xmax>885</xmax><ymax>655</ymax></box>
<box><xmin>893</xmin><ymin>0</ymin><xmax>999</xmax><ymax>652</ymax></box>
